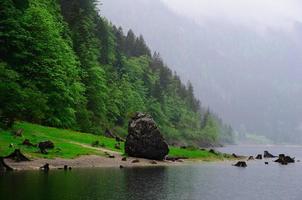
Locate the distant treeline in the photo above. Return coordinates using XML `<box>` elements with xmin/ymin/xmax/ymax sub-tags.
<box><xmin>0</xmin><ymin>0</ymin><xmax>234</xmax><ymax>145</ymax></box>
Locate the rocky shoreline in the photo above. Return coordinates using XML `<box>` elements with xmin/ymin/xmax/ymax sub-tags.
<box><xmin>2</xmin><ymin>154</ymin><xmax>189</xmax><ymax>171</ymax></box>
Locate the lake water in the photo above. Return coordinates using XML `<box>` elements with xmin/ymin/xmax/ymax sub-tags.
<box><xmin>1</xmin><ymin>145</ymin><xmax>302</xmax><ymax>200</ymax></box>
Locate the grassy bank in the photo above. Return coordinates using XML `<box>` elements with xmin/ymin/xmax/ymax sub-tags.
<box><xmin>0</xmin><ymin>122</ymin><xmax>230</xmax><ymax>161</ymax></box>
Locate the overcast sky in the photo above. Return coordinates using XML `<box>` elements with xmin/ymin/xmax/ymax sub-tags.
<box><xmin>162</xmin><ymin>0</ymin><xmax>302</xmax><ymax>31</ymax></box>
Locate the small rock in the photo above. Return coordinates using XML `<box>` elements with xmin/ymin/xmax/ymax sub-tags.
<box><xmin>114</xmin><ymin>143</ymin><xmax>121</xmax><ymax>150</ymax></box>
<box><xmin>232</xmin><ymin>153</ymin><xmax>238</xmax><ymax>158</ymax></box>
<box><xmin>233</xmin><ymin>161</ymin><xmax>247</xmax><ymax>167</ymax></box>
<box><xmin>274</xmin><ymin>154</ymin><xmax>295</xmax><ymax>165</ymax></box>
<box><xmin>108</xmin><ymin>155</ymin><xmax>115</xmax><ymax>158</ymax></box>
<box><xmin>247</xmin><ymin>156</ymin><xmax>254</xmax><ymax>160</ymax></box>
<box><xmin>150</xmin><ymin>160</ymin><xmax>157</xmax><ymax>164</ymax></box>
<box><xmin>255</xmin><ymin>154</ymin><xmax>262</xmax><ymax>159</ymax></box>
<box><xmin>132</xmin><ymin>159</ymin><xmax>140</xmax><ymax>163</ymax></box>
<box><xmin>209</xmin><ymin>149</ymin><xmax>219</xmax><ymax>155</ymax></box>
<box><xmin>264</xmin><ymin>151</ymin><xmax>276</xmax><ymax>158</ymax></box>
<box><xmin>265</xmin><ymin>162</ymin><xmax>269</xmax><ymax>165</ymax></box>
<box><xmin>64</xmin><ymin>165</ymin><xmax>68</xmax><ymax>171</ymax></box>
<box><xmin>22</xmin><ymin>139</ymin><xmax>35</xmax><ymax>147</ymax></box>
<box><xmin>121</xmin><ymin>157</ymin><xmax>127</xmax><ymax>161</ymax></box>
<box><xmin>91</xmin><ymin>141</ymin><xmax>100</xmax><ymax>147</ymax></box>
<box><xmin>40</xmin><ymin>163</ymin><xmax>49</xmax><ymax>172</ymax></box>
<box><xmin>38</xmin><ymin>141</ymin><xmax>54</xmax><ymax>154</ymax></box>
<box><xmin>119</xmin><ymin>165</ymin><xmax>124</xmax><ymax>169</ymax></box>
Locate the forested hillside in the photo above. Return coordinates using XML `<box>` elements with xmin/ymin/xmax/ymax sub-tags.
<box><xmin>0</xmin><ymin>0</ymin><xmax>234</xmax><ymax>146</ymax></box>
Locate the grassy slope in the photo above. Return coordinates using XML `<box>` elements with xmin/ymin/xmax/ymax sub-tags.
<box><xmin>0</xmin><ymin>122</ymin><xmax>230</xmax><ymax>160</ymax></box>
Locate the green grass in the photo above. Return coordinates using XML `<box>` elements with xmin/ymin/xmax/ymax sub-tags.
<box><xmin>0</xmin><ymin>122</ymin><xmax>231</xmax><ymax>161</ymax></box>
<box><xmin>0</xmin><ymin>122</ymin><xmax>123</xmax><ymax>159</ymax></box>
<box><xmin>169</xmin><ymin>147</ymin><xmax>233</xmax><ymax>161</ymax></box>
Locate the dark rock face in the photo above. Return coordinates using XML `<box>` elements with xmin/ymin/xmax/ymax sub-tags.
<box><xmin>125</xmin><ymin>113</ymin><xmax>169</xmax><ymax>160</ymax></box>
<box><xmin>264</xmin><ymin>151</ymin><xmax>276</xmax><ymax>158</ymax></box>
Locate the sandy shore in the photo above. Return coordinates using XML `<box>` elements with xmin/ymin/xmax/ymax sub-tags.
<box><xmin>4</xmin><ymin>154</ymin><xmax>186</xmax><ymax>171</ymax></box>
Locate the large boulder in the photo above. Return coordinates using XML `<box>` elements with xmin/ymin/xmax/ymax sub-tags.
<box><xmin>125</xmin><ymin>113</ymin><xmax>169</xmax><ymax>160</ymax></box>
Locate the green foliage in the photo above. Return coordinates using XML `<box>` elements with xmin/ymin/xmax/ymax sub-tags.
<box><xmin>0</xmin><ymin>122</ymin><xmax>229</xmax><ymax>160</ymax></box>
<box><xmin>0</xmin><ymin>0</ymin><xmax>234</xmax><ymax>146</ymax></box>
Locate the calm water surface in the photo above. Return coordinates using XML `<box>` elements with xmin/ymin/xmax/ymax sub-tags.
<box><xmin>1</xmin><ymin>145</ymin><xmax>302</xmax><ymax>200</ymax></box>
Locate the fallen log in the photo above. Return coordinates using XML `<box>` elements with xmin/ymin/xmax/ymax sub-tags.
<box><xmin>0</xmin><ymin>157</ymin><xmax>13</xmax><ymax>172</ymax></box>
<box><xmin>5</xmin><ymin>149</ymin><xmax>30</xmax><ymax>162</ymax></box>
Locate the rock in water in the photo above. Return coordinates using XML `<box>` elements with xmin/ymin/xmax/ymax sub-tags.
<box><xmin>274</xmin><ymin>154</ymin><xmax>295</xmax><ymax>165</ymax></box>
<box><xmin>264</xmin><ymin>151</ymin><xmax>276</xmax><ymax>158</ymax></box>
<box><xmin>125</xmin><ymin>113</ymin><xmax>169</xmax><ymax>160</ymax></box>
<box><xmin>255</xmin><ymin>154</ymin><xmax>262</xmax><ymax>159</ymax></box>
<box><xmin>233</xmin><ymin>161</ymin><xmax>247</xmax><ymax>167</ymax></box>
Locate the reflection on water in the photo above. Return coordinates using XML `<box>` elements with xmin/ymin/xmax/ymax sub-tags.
<box><xmin>1</xmin><ymin>146</ymin><xmax>302</xmax><ymax>200</ymax></box>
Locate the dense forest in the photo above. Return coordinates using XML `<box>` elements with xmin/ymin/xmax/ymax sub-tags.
<box><xmin>0</xmin><ymin>0</ymin><xmax>234</xmax><ymax>146</ymax></box>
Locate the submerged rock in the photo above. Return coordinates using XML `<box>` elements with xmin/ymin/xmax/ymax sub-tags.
<box><xmin>125</xmin><ymin>113</ymin><xmax>169</xmax><ymax>160</ymax></box>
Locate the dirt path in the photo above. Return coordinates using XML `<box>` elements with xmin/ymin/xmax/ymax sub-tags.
<box><xmin>68</xmin><ymin>141</ymin><xmax>122</xmax><ymax>155</ymax></box>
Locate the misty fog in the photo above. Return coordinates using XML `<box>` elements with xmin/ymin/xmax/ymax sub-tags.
<box><xmin>101</xmin><ymin>0</ymin><xmax>302</xmax><ymax>144</ymax></box>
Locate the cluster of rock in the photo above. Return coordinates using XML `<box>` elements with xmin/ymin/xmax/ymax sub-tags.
<box><xmin>234</xmin><ymin>150</ymin><xmax>296</xmax><ymax>168</ymax></box>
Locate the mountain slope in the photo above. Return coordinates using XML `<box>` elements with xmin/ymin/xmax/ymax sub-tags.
<box><xmin>101</xmin><ymin>0</ymin><xmax>302</xmax><ymax>143</ymax></box>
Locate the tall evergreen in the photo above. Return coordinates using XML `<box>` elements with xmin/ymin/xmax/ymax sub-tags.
<box><xmin>0</xmin><ymin>0</ymin><xmax>234</xmax><ymax>145</ymax></box>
